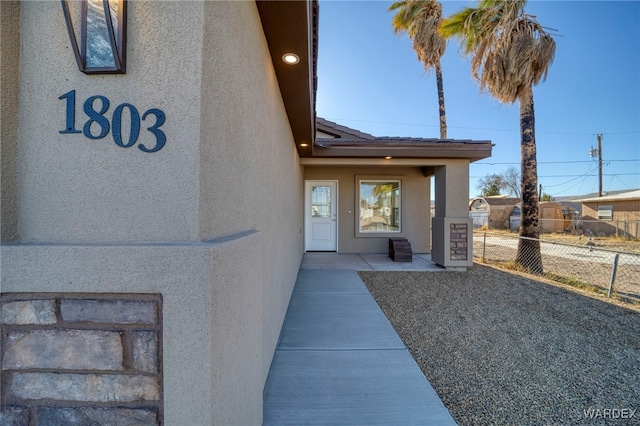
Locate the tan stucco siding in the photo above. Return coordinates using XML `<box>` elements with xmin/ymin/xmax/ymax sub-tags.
<box><xmin>197</xmin><ymin>2</ymin><xmax>305</xmax><ymax>423</ymax></box>
<box><xmin>3</xmin><ymin>2</ymin><xmax>305</xmax><ymax>424</ymax></box>
<box><xmin>0</xmin><ymin>2</ymin><xmax>20</xmax><ymax>242</ymax></box>
<box><xmin>304</xmin><ymin>166</ymin><xmax>431</xmax><ymax>253</ymax></box>
<box><xmin>14</xmin><ymin>1</ymin><xmax>203</xmax><ymax>243</ymax></box>
<box><xmin>199</xmin><ymin>1</ymin><xmax>302</xmax><ymax>242</ymax></box>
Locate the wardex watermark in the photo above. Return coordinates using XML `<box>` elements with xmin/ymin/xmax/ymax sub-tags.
<box><xmin>584</xmin><ymin>408</ymin><xmax>637</xmax><ymax>420</ymax></box>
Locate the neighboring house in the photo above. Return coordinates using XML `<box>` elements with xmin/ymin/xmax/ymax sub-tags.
<box><xmin>509</xmin><ymin>202</ymin><xmax>577</xmax><ymax>233</ymax></box>
<box><xmin>0</xmin><ymin>1</ymin><xmax>491</xmax><ymax>424</ymax></box>
<box><xmin>469</xmin><ymin>196</ymin><xmax>520</xmax><ymax>229</ymax></box>
<box><xmin>469</xmin><ymin>196</ymin><xmax>577</xmax><ymax>233</ymax></box>
<box><xmin>572</xmin><ymin>189</ymin><xmax>640</xmax><ymax>238</ymax></box>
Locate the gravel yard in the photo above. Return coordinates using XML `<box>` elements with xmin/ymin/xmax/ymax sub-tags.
<box><xmin>359</xmin><ymin>265</ymin><xmax>640</xmax><ymax>425</ymax></box>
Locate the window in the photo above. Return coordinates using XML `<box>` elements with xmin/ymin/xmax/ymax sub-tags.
<box><xmin>358</xmin><ymin>180</ymin><xmax>401</xmax><ymax>233</ymax></box>
<box><xmin>597</xmin><ymin>205</ymin><xmax>613</xmax><ymax>219</ymax></box>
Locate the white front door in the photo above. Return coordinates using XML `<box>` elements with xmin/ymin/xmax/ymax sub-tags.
<box><xmin>305</xmin><ymin>181</ymin><xmax>337</xmax><ymax>251</ymax></box>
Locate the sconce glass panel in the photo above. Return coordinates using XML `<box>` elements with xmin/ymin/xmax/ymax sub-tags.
<box><xmin>61</xmin><ymin>0</ymin><xmax>127</xmax><ymax>74</ymax></box>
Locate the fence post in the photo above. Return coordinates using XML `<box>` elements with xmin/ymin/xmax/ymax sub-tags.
<box><xmin>482</xmin><ymin>232</ymin><xmax>486</xmax><ymax>263</ymax></box>
<box><xmin>607</xmin><ymin>254</ymin><xmax>620</xmax><ymax>298</ymax></box>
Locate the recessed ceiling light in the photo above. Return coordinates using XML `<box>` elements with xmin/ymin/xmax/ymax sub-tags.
<box><xmin>385</xmin><ymin>156</ymin><xmax>392</xmax><ymax>160</ymax></box>
<box><xmin>300</xmin><ymin>143</ymin><xmax>309</xmax><ymax>147</ymax></box>
<box><xmin>282</xmin><ymin>53</ymin><xmax>300</xmax><ymax>65</ymax></box>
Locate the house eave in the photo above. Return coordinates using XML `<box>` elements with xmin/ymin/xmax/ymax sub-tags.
<box><xmin>311</xmin><ymin>143</ymin><xmax>493</xmax><ymax>163</ymax></box>
<box><xmin>256</xmin><ymin>0</ymin><xmax>316</xmax><ymax>154</ymax></box>
<box><xmin>576</xmin><ymin>197</ymin><xmax>640</xmax><ymax>203</ymax></box>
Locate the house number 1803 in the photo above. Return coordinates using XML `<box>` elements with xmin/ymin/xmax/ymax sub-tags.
<box><xmin>59</xmin><ymin>90</ymin><xmax>166</xmax><ymax>153</ymax></box>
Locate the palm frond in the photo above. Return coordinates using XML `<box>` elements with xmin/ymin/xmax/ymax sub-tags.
<box><xmin>389</xmin><ymin>0</ymin><xmax>426</xmax><ymax>35</ymax></box>
<box><xmin>441</xmin><ymin>0</ymin><xmax>555</xmax><ymax>104</ymax></box>
<box><xmin>413</xmin><ymin>1</ymin><xmax>446</xmax><ymax>67</ymax></box>
<box><xmin>389</xmin><ymin>0</ymin><xmax>447</xmax><ymax>67</ymax></box>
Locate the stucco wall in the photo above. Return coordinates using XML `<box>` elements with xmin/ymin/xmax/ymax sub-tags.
<box><xmin>197</xmin><ymin>1</ymin><xmax>304</xmax><ymax>384</ymax></box>
<box><xmin>2</xmin><ymin>1</ymin><xmax>304</xmax><ymax>424</ymax></box>
<box><xmin>15</xmin><ymin>1</ymin><xmax>203</xmax><ymax>243</ymax></box>
<box><xmin>0</xmin><ymin>1</ymin><xmax>19</xmax><ymax>242</ymax></box>
<box><xmin>304</xmin><ymin>166</ymin><xmax>431</xmax><ymax>253</ymax></box>
<box><xmin>432</xmin><ymin>161</ymin><xmax>472</xmax><ymax>268</ymax></box>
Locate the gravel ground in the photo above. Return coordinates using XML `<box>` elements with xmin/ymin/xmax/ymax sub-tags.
<box><xmin>359</xmin><ymin>265</ymin><xmax>640</xmax><ymax>425</ymax></box>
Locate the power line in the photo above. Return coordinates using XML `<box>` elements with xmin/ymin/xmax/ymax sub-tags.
<box><xmin>473</xmin><ymin>159</ymin><xmax>639</xmax><ymax>166</ymax></box>
<box><xmin>541</xmin><ymin>164</ymin><xmax>598</xmax><ymax>188</ymax></box>
<box><xmin>470</xmin><ymin>173</ymin><xmax>639</xmax><ymax>179</ymax></box>
<box><xmin>323</xmin><ymin>117</ymin><xmax>640</xmax><ymax>136</ymax></box>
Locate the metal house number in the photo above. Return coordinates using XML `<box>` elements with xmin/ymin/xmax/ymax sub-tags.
<box><xmin>59</xmin><ymin>90</ymin><xmax>166</xmax><ymax>153</ymax></box>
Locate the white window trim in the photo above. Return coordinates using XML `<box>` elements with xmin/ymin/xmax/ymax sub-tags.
<box><xmin>597</xmin><ymin>205</ymin><xmax>613</xmax><ymax>220</ymax></box>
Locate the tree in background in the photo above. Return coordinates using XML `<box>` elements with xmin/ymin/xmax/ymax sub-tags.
<box><xmin>389</xmin><ymin>0</ymin><xmax>448</xmax><ymax>139</ymax></box>
<box><xmin>501</xmin><ymin>166</ymin><xmax>521</xmax><ymax>198</ymax></box>
<box><xmin>477</xmin><ymin>174</ymin><xmax>504</xmax><ymax>197</ymax></box>
<box><xmin>477</xmin><ymin>167</ymin><xmax>520</xmax><ymax>197</ymax></box>
<box><xmin>441</xmin><ymin>0</ymin><xmax>555</xmax><ymax>274</ymax></box>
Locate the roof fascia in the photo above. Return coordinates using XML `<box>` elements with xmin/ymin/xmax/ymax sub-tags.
<box><xmin>315</xmin><ymin>119</ymin><xmax>375</xmax><ymax>140</ymax></box>
<box><xmin>311</xmin><ymin>144</ymin><xmax>493</xmax><ymax>162</ymax></box>
<box><xmin>300</xmin><ymin>157</ymin><xmax>474</xmax><ymax>167</ymax></box>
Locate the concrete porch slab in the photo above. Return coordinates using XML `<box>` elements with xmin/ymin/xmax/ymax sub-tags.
<box><xmin>300</xmin><ymin>252</ymin><xmax>444</xmax><ymax>271</ymax></box>
<box><xmin>293</xmin><ymin>269</ymin><xmax>369</xmax><ymax>294</ymax></box>
<box><xmin>300</xmin><ymin>253</ymin><xmax>373</xmax><ymax>270</ymax></box>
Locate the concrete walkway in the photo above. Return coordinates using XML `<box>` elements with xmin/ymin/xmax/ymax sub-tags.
<box><xmin>263</xmin><ymin>254</ymin><xmax>455</xmax><ymax>425</ymax></box>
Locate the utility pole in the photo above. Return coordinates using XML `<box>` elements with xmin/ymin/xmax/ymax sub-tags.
<box><xmin>590</xmin><ymin>134</ymin><xmax>604</xmax><ymax>197</ymax></box>
<box><xmin>539</xmin><ymin>184</ymin><xmax>542</xmax><ymax>201</ymax></box>
<box><xmin>597</xmin><ymin>134</ymin><xmax>603</xmax><ymax>197</ymax></box>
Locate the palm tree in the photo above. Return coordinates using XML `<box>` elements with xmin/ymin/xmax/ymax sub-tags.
<box><xmin>389</xmin><ymin>0</ymin><xmax>447</xmax><ymax>139</ymax></box>
<box><xmin>440</xmin><ymin>0</ymin><xmax>556</xmax><ymax>273</ymax></box>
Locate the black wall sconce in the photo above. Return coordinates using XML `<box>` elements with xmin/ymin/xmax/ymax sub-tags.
<box><xmin>61</xmin><ymin>0</ymin><xmax>127</xmax><ymax>74</ymax></box>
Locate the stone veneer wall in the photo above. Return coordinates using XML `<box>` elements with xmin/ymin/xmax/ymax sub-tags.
<box><xmin>450</xmin><ymin>223</ymin><xmax>468</xmax><ymax>261</ymax></box>
<box><xmin>1</xmin><ymin>294</ymin><xmax>162</xmax><ymax>425</ymax></box>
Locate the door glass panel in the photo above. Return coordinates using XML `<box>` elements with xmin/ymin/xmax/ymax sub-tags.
<box><xmin>311</xmin><ymin>186</ymin><xmax>331</xmax><ymax>218</ymax></box>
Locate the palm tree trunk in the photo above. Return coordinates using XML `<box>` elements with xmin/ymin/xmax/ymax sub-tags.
<box><xmin>516</xmin><ymin>86</ymin><xmax>543</xmax><ymax>274</ymax></box>
<box><xmin>435</xmin><ymin>61</ymin><xmax>447</xmax><ymax>139</ymax></box>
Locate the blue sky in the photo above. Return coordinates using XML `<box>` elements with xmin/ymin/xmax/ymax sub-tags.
<box><xmin>316</xmin><ymin>0</ymin><xmax>640</xmax><ymax>198</ymax></box>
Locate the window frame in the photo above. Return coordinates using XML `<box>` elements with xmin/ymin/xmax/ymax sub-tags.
<box><xmin>597</xmin><ymin>205</ymin><xmax>613</xmax><ymax>220</ymax></box>
<box><xmin>356</xmin><ymin>177</ymin><xmax>403</xmax><ymax>237</ymax></box>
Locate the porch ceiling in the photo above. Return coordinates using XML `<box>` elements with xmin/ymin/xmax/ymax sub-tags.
<box><xmin>312</xmin><ymin>138</ymin><xmax>492</xmax><ymax>162</ymax></box>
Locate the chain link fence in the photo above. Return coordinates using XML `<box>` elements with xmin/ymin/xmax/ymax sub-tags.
<box><xmin>574</xmin><ymin>219</ymin><xmax>640</xmax><ymax>240</ymax></box>
<box><xmin>476</xmin><ymin>216</ymin><xmax>640</xmax><ymax>240</ymax></box>
<box><xmin>473</xmin><ymin>232</ymin><xmax>640</xmax><ymax>303</ymax></box>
